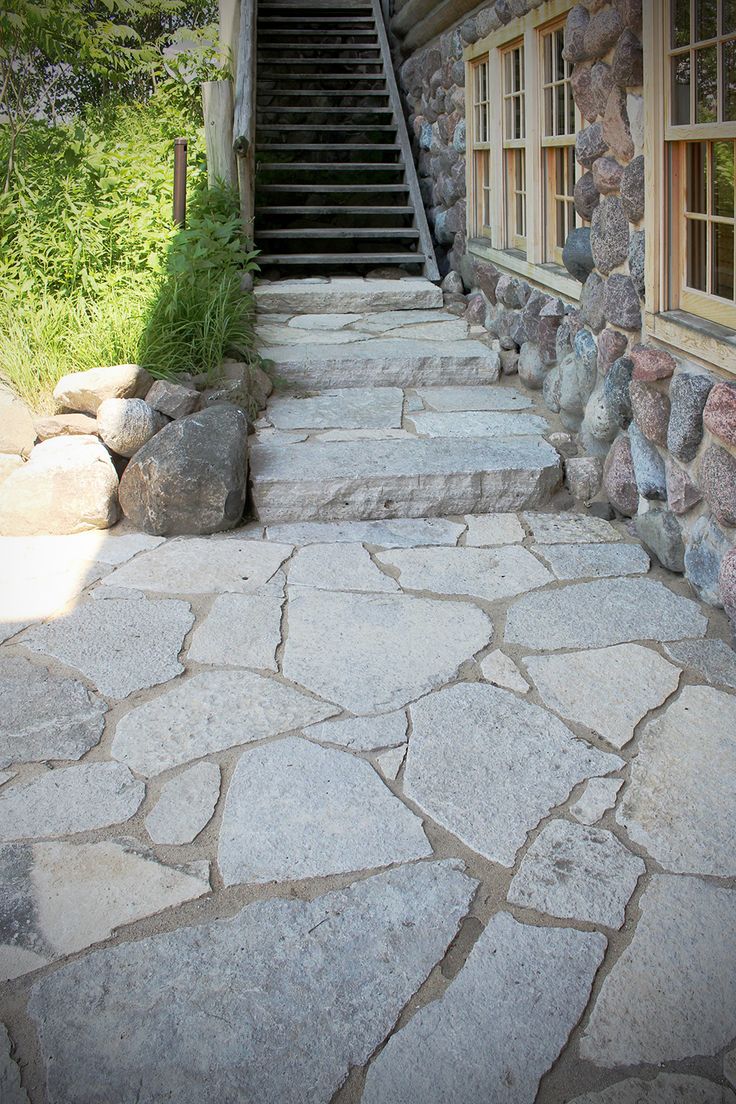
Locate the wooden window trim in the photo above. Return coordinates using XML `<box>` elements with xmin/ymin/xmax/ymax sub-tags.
<box><xmin>644</xmin><ymin>0</ymin><xmax>736</xmax><ymax>374</ymax></box>
<box><xmin>464</xmin><ymin>0</ymin><xmax>582</xmax><ymax>302</ymax></box>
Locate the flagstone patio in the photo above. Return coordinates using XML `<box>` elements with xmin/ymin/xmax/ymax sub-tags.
<box><xmin>1</xmin><ymin>511</ymin><xmax>735</xmax><ymax>1103</ymax></box>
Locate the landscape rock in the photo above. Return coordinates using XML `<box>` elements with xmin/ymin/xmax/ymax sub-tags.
<box><xmin>564</xmin><ymin>4</ymin><xmax>591</xmax><ymax>62</ymax></box>
<box><xmin>526</xmin><ymin>643</ymin><xmax>680</xmax><ymax>748</ymax></box>
<box><xmin>629</xmin><ymin>380</ymin><xmax>670</xmax><ymax>445</ymax></box>
<box><xmin>405</xmin><ymin>683</ymin><xmax>621</xmax><ymax>867</ymax></box>
<box><xmin>0</xmin><ymin>656</ymin><xmax>106</xmax><ymax>768</ymax></box>
<box><xmin>629</xmin><ymin>423</ymin><xmax>667</xmax><ymax>499</ymax></box>
<box><xmin>574</xmin><ymin>172</ymin><xmax>601</xmax><ymax>220</ymax></box>
<box><xmin>0</xmin><ymin>839</ymin><xmax>208</xmax><ymax>980</ymax></box>
<box><xmin>598</xmin><ymin>329</ymin><xmax>628</xmax><ymax>375</ymax></box>
<box><xmin>187</xmin><ymin>591</ymin><xmax>284</xmax><ymax>670</ymax></box>
<box><xmin>112</xmin><ymin>669</ymin><xmax>337</xmax><ymax>776</ymax></box>
<box><xmin>0</xmin><ymin>435</ymin><xmax>118</xmax><ymax>536</ymax></box>
<box><xmin>570</xmin><ymin>777</ymin><xmax>624</xmax><ymax>824</ymax></box>
<box><xmin>145</xmin><ymin>762</ymin><xmax>220</xmax><ymax>845</ymax></box>
<box><xmin>0</xmin><ymin>454</ymin><xmax>22</xmax><ymax>486</ymax></box>
<box><xmin>581</xmin><ymin>874</ymin><xmax>736</xmax><ymax>1065</ymax></box>
<box><xmin>618</xmin><ymin>685</ymin><xmax>736</xmax><ymax>875</ymax></box>
<box><xmin>565</xmin><ymin>456</ymin><xmax>603</xmax><ymax>501</ymax></box>
<box><xmin>602</xmin><ymin>357</ymin><xmax>633</xmax><ymax>427</ymax></box>
<box><xmin>119</xmin><ymin>405</ymin><xmax>248</xmax><ymax>536</ymax></box>
<box><xmin>603</xmin><ymin>434</ymin><xmax>638</xmax><ymax>515</ymax></box>
<box><xmin>53</xmin><ymin>364</ymin><xmax>152</xmax><ymax>416</ymax></box>
<box><xmin>506</xmin><ymin>576</ymin><xmax>706</xmax><ymax>649</ymax></box>
<box><xmin>703</xmin><ymin>381</ymin><xmax>736</xmax><ymax>447</ymax></box>
<box><xmin>700</xmin><ymin>444</ymin><xmax>736</xmax><ymax>526</ymax></box>
<box><xmin>362</xmin><ymin>913</ymin><xmax>606</xmax><ymax>1104</ymax></box>
<box><xmin>28</xmin><ymin>861</ymin><xmax>476</xmax><ymax>1104</ymax></box>
<box><xmin>518</xmin><ymin>342</ymin><xmax>545</xmax><ymax>389</ymax></box>
<box><xmin>0</xmin><ymin>385</ymin><xmax>34</xmax><ymax>457</ymax></box>
<box><xmin>0</xmin><ymin>763</ymin><xmax>144</xmax><ymax>842</ymax></box>
<box><xmin>282</xmin><ymin>589</ymin><xmax>491</xmax><ymax>713</ymax></box>
<box><xmin>218</xmin><ymin>737</ymin><xmax>431</xmax><ymax>885</ymax></box>
<box><xmin>33</xmin><ymin>413</ymin><xmax>98</xmax><ymax>440</ymax></box>
<box><xmin>144</xmin><ymin>379</ymin><xmax>199</xmax><ymax>420</ymax></box>
<box><xmin>664</xmin><ymin>638</ymin><xmax>736</xmax><ymax>690</ymax></box>
<box><xmin>96</xmin><ymin>397</ymin><xmax>167</xmax><ymax>458</ymax></box>
<box><xmin>635</xmin><ymin>508</ymin><xmax>685</xmax><ymax>571</ymax></box>
<box><xmin>580</xmin><ymin>273</ymin><xmax>607</xmax><ymax>333</ymax></box>
<box><xmin>24</xmin><ymin>596</ymin><xmax>193</xmax><ymax>699</ymax></box>
<box><xmin>684</xmin><ymin>515</ymin><xmax>732</xmax><ymax>605</ymax></box>
<box><xmin>563</xmin><ymin>227</ymin><xmax>595</xmax><ymax>282</ymax></box>
<box><xmin>508</xmin><ymin>819</ymin><xmax>644</xmax><ymax>928</ymax></box>
<box><xmin>667</xmin><ymin>370</ymin><xmax>713</xmax><ymax>461</ymax></box>
<box><xmin>576</xmin><ymin>123</ymin><xmax>608</xmax><ymax>168</ymax></box>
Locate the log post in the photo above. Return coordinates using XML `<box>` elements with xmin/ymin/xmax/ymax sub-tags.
<box><xmin>202</xmin><ymin>80</ymin><xmax>237</xmax><ymax>188</ymax></box>
<box><xmin>232</xmin><ymin>0</ymin><xmax>257</xmax><ymax>233</ymax></box>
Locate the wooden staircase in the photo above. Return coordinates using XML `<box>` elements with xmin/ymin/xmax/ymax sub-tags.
<box><xmin>254</xmin><ymin>0</ymin><xmax>438</xmax><ymax>278</ymax></box>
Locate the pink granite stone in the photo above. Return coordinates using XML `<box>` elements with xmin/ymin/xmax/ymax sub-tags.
<box><xmin>629</xmin><ymin>380</ymin><xmax>671</xmax><ymax>447</ymax></box>
<box><xmin>631</xmin><ymin>345</ymin><xmax>676</xmax><ymax>382</ymax></box>
<box><xmin>603</xmin><ymin>433</ymin><xmax>638</xmax><ymax>516</ymax></box>
<box><xmin>666</xmin><ymin>459</ymin><xmax>703</xmax><ymax>516</ymax></box>
<box><xmin>700</xmin><ymin>444</ymin><xmax>736</xmax><ymax>527</ymax></box>
<box><xmin>703</xmin><ymin>382</ymin><xmax>736</xmax><ymax>448</ymax></box>
<box><xmin>598</xmin><ymin>328</ymin><xmax>629</xmax><ymax>375</ymax></box>
<box><xmin>720</xmin><ymin>547</ymin><xmax>736</xmax><ymax>626</ymax></box>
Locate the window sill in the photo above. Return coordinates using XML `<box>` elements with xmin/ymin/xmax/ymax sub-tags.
<box><xmin>645</xmin><ymin>310</ymin><xmax>736</xmax><ymax>377</ymax></box>
<box><xmin>467</xmin><ymin>238</ymin><xmax>581</xmax><ymax>303</ymax></box>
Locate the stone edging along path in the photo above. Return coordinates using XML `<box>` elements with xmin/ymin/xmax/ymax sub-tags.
<box><xmin>1</xmin><ymin>510</ymin><xmax>735</xmax><ymax>1104</ymax></box>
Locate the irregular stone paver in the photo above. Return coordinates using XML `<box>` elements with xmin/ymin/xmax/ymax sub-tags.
<box><xmin>569</xmin><ymin>1074</ymin><xmax>736</xmax><ymax>1104</ymax></box>
<box><xmin>0</xmin><ymin>770</ymin><xmax>13</xmax><ymax>786</ymax></box>
<box><xmin>0</xmin><ymin>1025</ymin><xmax>28</xmax><ymax>1104</ymax></box>
<box><xmin>282</xmin><ymin>589</ymin><xmax>492</xmax><ymax>714</ymax></box>
<box><xmin>616</xmin><ymin>686</ymin><xmax>736</xmax><ymax>875</ymax></box>
<box><xmin>580</xmin><ymin>874</ymin><xmax>736</xmax><ymax>1066</ymax></box>
<box><xmin>726</xmin><ymin>1050</ymin><xmax>736</xmax><ymax>1090</ymax></box>
<box><xmin>505</xmin><ymin>578</ymin><xmax>707</xmax><ymax>650</ymax></box>
<box><xmin>287</xmin><ymin>312</ymin><xmax>362</xmax><ymax>329</ymax></box>
<box><xmin>0</xmin><ymin>656</ymin><xmax>107</xmax><ymax>768</ymax></box>
<box><xmin>507</xmin><ymin>819</ymin><xmax>644</xmax><ymax>928</ymax></box>
<box><xmin>22</xmin><ymin>597</ymin><xmax>194</xmax><ymax>699</ymax></box>
<box><xmin>289</xmin><ymin>543</ymin><xmax>398</xmax><ymax>592</ymax></box>
<box><xmin>351</xmin><ymin>309</ymin><xmax>467</xmax><ymax>337</ymax></box>
<box><xmin>406</xmin><ymin>684</ymin><xmax>622</xmax><ymax>867</ymax></box>
<box><xmin>376</xmin><ymin>545</ymin><xmax>553</xmax><ymax>603</ymax></box>
<box><xmin>112</xmin><ymin>670</ymin><xmax>338</xmax><ymax>776</ymax></box>
<box><xmin>362</xmin><ymin>912</ymin><xmax>606</xmax><ymax>1104</ymax></box>
<box><xmin>0</xmin><ymin>541</ymin><xmax>107</xmax><ymax>643</ymax></box>
<box><xmin>376</xmin><ymin>745</ymin><xmax>406</xmax><ymax>780</ymax></box>
<box><xmin>306</xmin><ymin>711</ymin><xmax>407</xmax><ymax>751</ymax></box>
<box><xmin>28</xmin><ymin>860</ymin><xmax>475</xmax><ymax>1104</ymax></box>
<box><xmin>464</xmin><ymin>512</ymin><xmax>525</xmax><ymax>545</ymax></box>
<box><xmin>522</xmin><ymin>512</ymin><xmax>622</xmax><ymax>543</ymax></box>
<box><xmin>407</xmin><ymin>411</ymin><xmax>549</xmax><ymax>437</ymax></box>
<box><xmin>268</xmin><ymin>388</ymin><xmax>403</xmax><ymax>430</ymax></box>
<box><xmin>266</xmin><ymin>518</ymin><xmax>464</xmax><ymax>547</ymax></box>
<box><xmin>479</xmin><ymin>649</ymin><xmax>530</xmax><ymax>693</ymax></box>
<box><xmin>663</xmin><ymin>638</ymin><xmax>736</xmax><ymax>690</ymax></box>
<box><xmin>0</xmin><ymin>839</ymin><xmax>209</xmax><ymax>980</ymax></box>
<box><xmin>218</xmin><ymin>737</ymin><xmax>431</xmax><ymax>886</ymax></box>
<box><xmin>81</xmin><ymin>529</ymin><xmax>165</xmax><ymax>565</ymax></box>
<box><xmin>416</xmin><ymin>385</ymin><xmax>532</xmax><ymax>411</ymax></box>
<box><xmin>101</xmin><ymin>539</ymin><xmax>292</xmax><ymax>594</ymax></box>
<box><xmin>570</xmin><ymin>778</ymin><xmax>624</xmax><ymax>824</ymax></box>
<box><xmin>187</xmin><ymin>592</ymin><xmax>284</xmax><ymax>670</ymax></box>
<box><xmin>0</xmin><ymin>763</ymin><xmax>144</xmax><ymax>842</ymax></box>
<box><xmin>145</xmin><ymin>762</ymin><xmax>221</xmax><ymax>845</ymax></box>
<box><xmin>536</xmin><ymin>542</ymin><xmax>650</xmax><ymax>580</ymax></box>
<box><xmin>525</xmin><ymin>645</ymin><xmax>681</xmax><ymax>749</ymax></box>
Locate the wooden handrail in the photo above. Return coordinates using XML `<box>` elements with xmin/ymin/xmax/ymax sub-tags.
<box><xmin>233</xmin><ymin>0</ymin><xmax>257</xmax><ymax>230</ymax></box>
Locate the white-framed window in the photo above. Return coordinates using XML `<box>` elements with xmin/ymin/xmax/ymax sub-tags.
<box><xmin>465</xmin><ymin>0</ymin><xmax>584</xmax><ymax>300</ymax></box>
<box><xmin>644</xmin><ymin>0</ymin><xmax>736</xmax><ymax>371</ymax></box>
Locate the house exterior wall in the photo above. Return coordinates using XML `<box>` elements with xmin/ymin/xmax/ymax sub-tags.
<box><xmin>394</xmin><ymin>0</ymin><xmax>736</xmax><ymax>626</ymax></box>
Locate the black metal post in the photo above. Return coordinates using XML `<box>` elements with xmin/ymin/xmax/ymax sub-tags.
<box><xmin>173</xmin><ymin>137</ymin><xmax>187</xmax><ymax>227</ymax></box>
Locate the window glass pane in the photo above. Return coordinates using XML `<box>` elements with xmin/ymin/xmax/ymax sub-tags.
<box><xmin>556</xmin><ymin>81</ymin><xmax>566</xmax><ymax>135</ymax></box>
<box><xmin>695</xmin><ymin>46</ymin><xmax>718</xmax><ymax>122</ymax></box>
<box><xmin>695</xmin><ymin>0</ymin><xmax>717</xmax><ymax>40</ymax></box>
<box><xmin>725</xmin><ymin>40</ymin><xmax>736</xmax><ymax>120</ymax></box>
<box><xmin>687</xmin><ymin>142</ymin><xmax>708</xmax><ymax>211</ymax></box>
<box><xmin>713</xmin><ymin>141</ymin><xmax>735</xmax><ymax>217</ymax></box>
<box><xmin>567</xmin><ymin>80</ymin><xmax>576</xmax><ymax>132</ymax></box>
<box><xmin>673</xmin><ymin>0</ymin><xmax>691</xmax><ymax>45</ymax></box>
<box><xmin>555</xmin><ymin>29</ymin><xmax>565</xmax><ymax>82</ymax></box>
<box><xmin>724</xmin><ymin>0</ymin><xmax>736</xmax><ymax>33</ymax></box>
<box><xmin>672</xmin><ymin>54</ymin><xmax>691</xmax><ymax>123</ymax></box>
<box><xmin>544</xmin><ymin>32</ymin><xmax>552</xmax><ymax>84</ymax></box>
<box><xmin>687</xmin><ymin>218</ymin><xmax>708</xmax><ymax>289</ymax></box>
<box><xmin>514</xmin><ymin>47</ymin><xmax>521</xmax><ymax>92</ymax></box>
<box><xmin>545</xmin><ymin>86</ymin><xmax>553</xmax><ymax>136</ymax></box>
<box><xmin>712</xmin><ymin>222</ymin><xmax>735</xmax><ymax>298</ymax></box>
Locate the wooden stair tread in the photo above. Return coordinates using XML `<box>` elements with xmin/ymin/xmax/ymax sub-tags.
<box><xmin>258</xmin><ymin>228</ymin><xmax>420</xmax><ymax>237</ymax></box>
<box><xmin>256</xmin><ymin>205</ymin><xmax>415</xmax><ymax>214</ymax></box>
<box><xmin>257</xmin><ymin>183</ymin><xmax>410</xmax><ymax>191</ymax></box>
<box><xmin>256</xmin><ymin>253</ymin><xmax>425</xmax><ymax>264</ymax></box>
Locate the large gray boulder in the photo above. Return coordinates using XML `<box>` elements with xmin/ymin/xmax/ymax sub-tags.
<box><xmin>97</xmin><ymin>398</ymin><xmax>167</xmax><ymax>458</ymax></box>
<box><xmin>0</xmin><ymin>435</ymin><xmax>119</xmax><ymax>536</ymax></box>
<box><xmin>119</xmin><ymin>405</ymin><xmax>248</xmax><ymax>536</ymax></box>
<box><xmin>53</xmin><ymin>364</ymin><xmax>152</xmax><ymax>415</ymax></box>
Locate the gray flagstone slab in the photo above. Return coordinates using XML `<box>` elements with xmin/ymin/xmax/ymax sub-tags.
<box><xmin>187</xmin><ymin>592</ymin><xmax>284</xmax><ymax>670</ymax></box>
<box><xmin>535</xmin><ymin>542</ymin><xmax>650</xmax><ymax>580</ymax></box>
<box><xmin>268</xmin><ymin>388</ymin><xmax>403</xmax><ymax>431</ymax></box>
<box><xmin>144</xmin><ymin>762</ymin><xmax>221</xmax><ymax>845</ymax></box>
<box><xmin>266</xmin><ymin>518</ymin><xmax>464</xmax><ymax>547</ymax></box>
<box><xmin>376</xmin><ymin>545</ymin><xmax>553</xmax><ymax>603</ymax></box>
<box><xmin>568</xmin><ymin>1074</ymin><xmax>736</xmax><ymax>1104</ymax></box>
<box><xmin>100</xmin><ymin>538</ymin><xmax>292</xmax><ymax>594</ymax></box>
<box><xmin>305</xmin><ymin>711</ymin><xmax>407</xmax><ymax>751</ymax></box>
<box><xmin>0</xmin><ymin>1025</ymin><xmax>29</xmax><ymax>1104</ymax></box>
<box><xmin>416</xmin><ymin>386</ymin><xmax>532</xmax><ymax>411</ymax></box>
<box><xmin>406</xmin><ymin>411</ymin><xmax>549</xmax><ymax>438</ymax></box>
<box><xmin>288</xmin><ymin>543</ymin><xmax>399</xmax><ymax>592</ymax></box>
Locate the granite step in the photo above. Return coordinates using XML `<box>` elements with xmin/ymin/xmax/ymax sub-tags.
<box><xmin>250</xmin><ymin>435</ymin><xmax>562</xmax><ymax>523</ymax></box>
<box><xmin>254</xmin><ymin>276</ymin><xmax>443</xmax><ymax>315</ymax></box>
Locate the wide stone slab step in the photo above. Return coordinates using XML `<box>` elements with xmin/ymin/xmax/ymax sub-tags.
<box><xmin>255</xmin><ymin>277</ymin><xmax>443</xmax><ymax>315</ymax></box>
<box><xmin>260</xmin><ymin>338</ymin><xmax>500</xmax><ymax>389</ymax></box>
<box><xmin>250</xmin><ymin>436</ymin><xmax>562</xmax><ymax>523</ymax></box>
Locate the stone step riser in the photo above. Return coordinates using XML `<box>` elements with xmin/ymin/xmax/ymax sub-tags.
<box><xmin>254</xmin><ymin>278</ymin><xmax>443</xmax><ymax>315</ymax></box>
<box><xmin>263</xmin><ymin>352</ymin><xmax>500</xmax><ymax>390</ymax></box>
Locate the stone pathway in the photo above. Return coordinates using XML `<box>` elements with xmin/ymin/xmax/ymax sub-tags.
<box><xmin>1</xmin><ymin>508</ymin><xmax>735</xmax><ymax>1103</ymax></box>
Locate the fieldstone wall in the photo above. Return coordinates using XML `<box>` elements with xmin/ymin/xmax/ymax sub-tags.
<box><xmin>394</xmin><ymin>0</ymin><xmax>736</xmax><ymax>632</ymax></box>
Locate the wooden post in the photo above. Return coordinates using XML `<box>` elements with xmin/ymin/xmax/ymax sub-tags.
<box><xmin>218</xmin><ymin>0</ymin><xmax>239</xmax><ymax>72</ymax></box>
<box><xmin>233</xmin><ymin>0</ymin><xmax>257</xmax><ymax>234</ymax></box>
<box><xmin>202</xmin><ymin>80</ymin><xmax>237</xmax><ymax>188</ymax></box>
